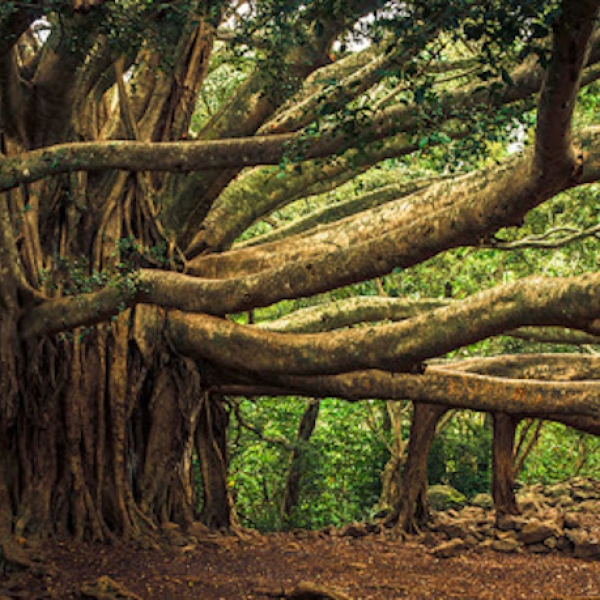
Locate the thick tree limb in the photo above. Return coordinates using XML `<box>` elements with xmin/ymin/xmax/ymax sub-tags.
<box><xmin>0</xmin><ymin>134</ymin><xmax>298</xmax><ymax>192</ymax></box>
<box><xmin>189</xmin><ymin>143</ymin><xmax>595</xmax><ymax>283</ymax></box>
<box><xmin>259</xmin><ymin>296</ymin><xmax>600</xmax><ymax>346</ymax></box>
<box><xmin>259</xmin><ymin>297</ymin><xmax>449</xmax><ymax>333</ymax></box>
<box><xmin>162</xmin><ymin>274</ymin><xmax>600</xmax><ymax>376</ymax></box>
<box><xmin>234</xmin><ymin>176</ymin><xmax>448</xmax><ymax>249</ymax></box>
<box><xmin>4</xmin><ymin>42</ymin><xmax>600</xmax><ymax>193</ymax></box>
<box><xmin>219</xmin><ymin>367</ymin><xmax>600</xmax><ymax>419</ymax></box>
<box><xmin>185</xmin><ymin>52</ymin><xmax>600</xmax><ymax>256</ymax></box>
<box><xmin>217</xmin><ymin>355</ymin><xmax>600</xmax><ymax>432</ymax></box>
<box><xmin>534</xmin><ymin>0</ymin><xmax>600</xmax><ymax>173</ymax></box>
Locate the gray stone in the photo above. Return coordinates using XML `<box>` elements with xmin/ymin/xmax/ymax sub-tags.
<box><xmin>556</xmin><ymin>536</ymin><xmax>572</xmax><ymax>552</ymax></box>
<box><xmin>517</xmin><ymin>494</ymin><xmax>545</xmax><ymax>515</ymax></box>
<box><xmin>565</xmin><ymin>528</ymin><xmax>589</xmax><ymax>546</ymax></box>
<box><xmin>459</xmin><ymin>506</ymin><xmax>486</xmax><ymax>520</ymax></box>
<box><xmin>546</xmin><ymin>483</ymin><xmax>570</xmax><ymax>498</ymax></box>
<box><xmin>543</xmin><ymin>536</ymin><xmax>558</xmax><ymax>550</ymax></box>
<box><xmin>564</xmin><ymin>512</ymin><xmax>581</xmax><ymax>529</ymax></box>
<box><xmin>557</xmin><ymin>494</ymin><xmax>574</xmax><ymax>508</ymax></box>
<box><xmin>496</xmin><ymin>513</ymin><xmax>527</xmax><ymax>532</ymax></box>
<box><xmin>435</xmin><ymin>520</ymin><xmax>472</xmax><ymax>539</ymax></box>
<box><xmin>496</xmin><ymin>530</ymin><xmax>518</xmax><ymax>542</ymax></box>
<box><xmin>577</xmin><ymin>500</ymin><xmax>600</xmax><ymax>513</ymax></box>
<box><xmin>340</xmin><ymin>522</ymin><xmax>369</xmax><ymax>538</ymax></box>
<box><xmin>573</xmin><ymin>538</ymin><xmax>600</xmax><ymax>559</ymax></box>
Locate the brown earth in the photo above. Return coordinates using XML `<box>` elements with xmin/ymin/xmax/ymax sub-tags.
<box><xmin>2</xmin><ymin>528</ymin><xmax>600</xmax><ymax>599</ymax></box>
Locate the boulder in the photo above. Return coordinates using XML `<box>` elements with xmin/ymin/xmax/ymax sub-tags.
<box><xmin>471</xmin><ymin>493</ymin><xmax>494</xmax><ymax>509</ymax></box>
<box><xmin>427</xmin><ymin>485</ymin><xmax>467</xmax><ymax>511</ymax></box>
<box><xmin>430</xmin><ymin>538</ymin><xmax>468</xmax><ymax>559</ymax></box>
<box><xmin>495</xmin><ymin>530</ymin><xmax>518</xmax><ymax>542</ymax></box>
<box><xmin>545</xmin><ymin>482</ymin><xmax>571</xmax><ymax>498</ymax></box>
<box><xmin>435</xmin><ymin>520</ymin><xmax>472</xmax><ymax>540</ymax></box>
<box><xmin>564</xmin><ymin>513</ymin><xmax>581</xmax><ymax>529</ymax></box>
<box><xmin>519</xmin><ymin>521</ymin><xmax>557</xmax><ymax>545</ymax></box>
<box><xmin>491</xmin><ymin>538</ymin><xmax>521</xmax><ymax>553</ymax></box>
<box><xmin>339</xmin><ymin>522</ymin><xmax>369</xmax><ymax>538</ymax></box>
<box><xmin>573</xmin><ymin>537</ymin><xmax>600</xmax><ymax>560</ymax></box>
<box><xmin>496</xmin><ymin>513</ymin><xmax>527</xmax><ymax>532</ymax></box>
<box><xmin>528</xmin><ymin>543</ymin><xmax>552</xmax><ymax>554</ymax></box>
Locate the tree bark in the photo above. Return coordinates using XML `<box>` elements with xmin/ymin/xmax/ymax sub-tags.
<box><xmin>386</xmin><ymin>403</ymin><xmax>448</xmax><ymax>534</ymax></box>
<box><xmin>195</xmin><ymin>393</ymin><xmax>237</xmax><ymax>529</ymax></box>
<box><xmin>282</xmin><ymin>399</ymin><xmax>320</xmax><ymax>524</ymax></box>
<box><xmin>492</xmin><ymin>413</ymin><xmax>520</xmax><ymax>516</ymax></box>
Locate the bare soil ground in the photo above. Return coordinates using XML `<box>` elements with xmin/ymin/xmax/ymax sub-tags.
<box><xmin>2</xmin><ymin>529</ymin><xmax>600</xmax><ymax>599</ymax></box>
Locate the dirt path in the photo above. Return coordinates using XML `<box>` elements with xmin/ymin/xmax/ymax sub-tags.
<box><xmin>2</xmin><ymin>530</ymin><xmax>600</xmax><ymax>599</ymax></box>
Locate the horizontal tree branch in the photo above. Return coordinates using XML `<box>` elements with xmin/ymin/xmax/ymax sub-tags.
<box><xmin>161</xmin><ymin>274</ymin><xmax>600</xmax><ymax>377</ymax></box>
<box><xmin>4</xmin><ymin>34</ymin><xmax>600</xmax><ymax>194</ymax></box>
<box><xmin>188</xmin><ymin>123</ymin><xmax>600</xmax><ymax>279</ymax></box>
<box><xmin>233</xmin><ymin>175</ymin><xmax>448</xmax><ymax>249</ymax></box>
<box><xmin>259</xmin><ymin>295</ymin><xmax>600</xmax><ymax>345</ymax></box>
<box><xmin>217</xmin><ymin>354</ymin><xmax>600</xmax><ymax>433</ymax></box>
<box><xmin>217</xmin><ymin>364</ymin><xmax>600</xmax><ymax>419</ymax></box>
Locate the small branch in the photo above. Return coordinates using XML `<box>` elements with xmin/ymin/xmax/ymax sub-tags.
<box><xmin>488</xmin><ymin>223</ymin><xmax>600</xmax><ymax>250</ymax></box>
<box><xmin>514</xmin><ymin>419</ymin><xmax>544</xmax><ymax>475</ymax></box>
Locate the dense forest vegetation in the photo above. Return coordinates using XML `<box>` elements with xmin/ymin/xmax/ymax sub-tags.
<box><xmin>1</xmin><ymin>0</ymin><xmax>600</xmax><ymax>572</ymax></box>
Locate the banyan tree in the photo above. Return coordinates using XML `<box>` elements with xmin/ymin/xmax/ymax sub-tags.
<box><xmin>1</xmin><ymin>0</ymin><xmax>600</xmax><ymax>566</ymax></box>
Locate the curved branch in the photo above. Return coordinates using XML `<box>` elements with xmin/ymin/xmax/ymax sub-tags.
<box><xmin>217</xmin><ymin>355</ymin><xmax>600</xmax><ymax>433</ymax></box>
<box><xmin>534</xmin><ymin>0</ymin><xmax>600</xmax><ymax>173</ymax></box>
<box><xmin>490</xmin><ymin>222</ymin><xmax>600</xmax><ymax>250</ymax></box>
<box><xmin>259</xmin><ymin>296</ymin><xmax>600</xmax><ymax>346</ymax></box>
<box><xmin>259</xmin><ymin>297</ymin><xmax>448</xmax><ymax>333</ymax></box>
<box><xmin>1</xmin><ymin>41</ymin><xmax>596</xmax><ymax>192</ymax></box>
<box><xmin>161</xmin><ymin>274</ymin><xmax>600</xmax><ymax>376</ymax></box>
<box><xmin>185</xmin><ymin>53</ymin><xmax>600</xmax><ymax>255</ymax></box>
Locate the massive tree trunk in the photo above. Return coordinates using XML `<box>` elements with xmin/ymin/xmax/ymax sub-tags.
<box><xmin>0</xmin><ymin>5</ymin><xmax>226</xmax><ymax>555</ymax></box>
